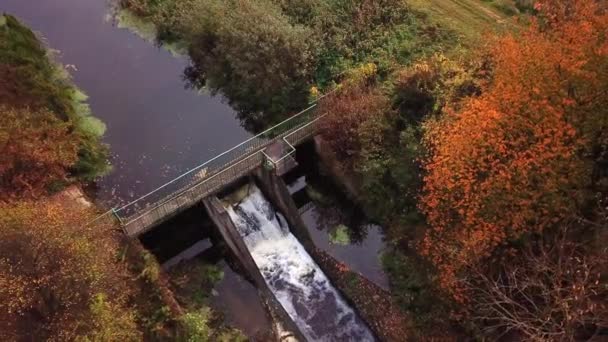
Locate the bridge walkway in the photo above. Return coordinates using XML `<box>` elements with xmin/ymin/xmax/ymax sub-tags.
<box><xmin>113</xmin><ymin>104</ymin><xmax>324</xmax><ymax>237</ymax></box>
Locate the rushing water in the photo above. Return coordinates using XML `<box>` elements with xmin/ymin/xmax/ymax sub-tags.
<box><xmin>226</xmin><ymin>185</ymin><xmax>375</xmax><ymax>341</ymax></box>
<box><xmin>1</xmin><ymin>0</ymin><xmax>250</xmax><ymax>206</ymax></box>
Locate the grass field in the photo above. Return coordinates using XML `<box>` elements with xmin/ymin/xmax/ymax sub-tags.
<box><xmin>408</xmin><ymin>0</ymin><xmax>521</xmax><ymax>42</ymax></box>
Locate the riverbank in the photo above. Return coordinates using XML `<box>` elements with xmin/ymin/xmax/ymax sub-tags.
<box><xmin>0</xmin><ymin>14</ymin><xmax>110</xmax><ymax>190</ymax></box>
<box><xmin>310</xmin><ymin>135</ymin><xmax>462</xmax><ymax>340</ymax></box>
<box><xmin>0</xmin><ymin>13</ymin><xmax>248</xmax><ymax>339</ymax></box>
<box><xmin>311</xmin><ymin>247</ymin><xmax>411</xmax><ymax>341</ymax></box>
<box><xmin>56</xmin><ymin>186</ymin><xmax>254</xmax><ymax>340</ymax></box>
<box><xmin>120</xmin><ymin>0</ymin><xmax>451</xmax><ymax>128</ymax></box>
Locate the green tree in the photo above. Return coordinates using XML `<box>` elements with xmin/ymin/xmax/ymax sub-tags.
<box><xmin>179</xmin><ymin>0</ymin><xmax>315</xmax><ymax>130</ymax></box>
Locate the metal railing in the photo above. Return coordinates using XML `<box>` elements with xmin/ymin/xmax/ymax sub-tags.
<box><xmin>113</xmin><ymin>103</ymin><xmax>326</xmax><ymax>235</ymax></box>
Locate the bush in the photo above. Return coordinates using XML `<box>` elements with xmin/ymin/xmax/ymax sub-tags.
<box><xmin>121</xmin><ymin>0</ymin><xmax>445</xmax><ymax>127</ymax></box>
<box><xmin>0</xmin><ymin>201</ymin><xmax>140</xmax><ymax>340</ymax></box>
<box><xmin>180</xmin><ymin>309</ymin><xmax>212</xmax><ymax>342</ymax></box>
<box><xmin>382</xmin><ymin>249</ymin><xmax>450</xmax><ymax>328</ymax></box>
<box><xmin>87</xmin><ymin>293</ymin><xmax>141</xmax><ymax>341</ymax></box>
<box><xmin>318</xmin><ymin>67</ymin><xmax>389</xmax><ymax>166</ymax></box>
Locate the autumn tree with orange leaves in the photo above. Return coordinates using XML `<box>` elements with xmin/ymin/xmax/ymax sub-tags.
<box><xmin>419</xmin><ymin>0</ymin><xmax>608</xmax><ymax>300</ymax></box>
<box><xmin>0</xmin><ymin>200</ymin><xmax>140</xmax><ymax>341</ymax></box>
<box><xmin>0</xmin><ymin>106</ymin><xmax>79</xmax><ymax>200</ymax></box>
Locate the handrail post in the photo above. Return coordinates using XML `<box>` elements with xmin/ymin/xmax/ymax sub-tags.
<box><xmin>112</xmin><ymin>208</ymin><xmax>125</xmax><ymax>226</ymax></box>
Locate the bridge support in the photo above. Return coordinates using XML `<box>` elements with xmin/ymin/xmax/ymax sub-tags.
<box><xmin>254</xmin><ymin>165</ymin><xmax>316</xmax><ymax>251</ymax></box>
<box><xmin>202</xmin><ymin>196</ymin><xmax>306</xmax><ymax>341</ymax></box>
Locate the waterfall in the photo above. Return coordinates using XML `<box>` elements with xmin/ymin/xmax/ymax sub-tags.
<box><xmin>226</xmin><ymin>185</ymin><xmax>375</xmax><ymax>341</ymax></box>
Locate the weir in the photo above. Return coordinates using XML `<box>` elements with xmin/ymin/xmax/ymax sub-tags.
<box><xmin>92</xmin><ymin>96</ymin><xmax>377</xmax><ymax>340</ymax></box>
<box><xmin>225</xmin><ymin>184</ymin><xmax>374</xmax><ymax>341</ymax></box>
<box><xmin>111</xmin><ymin>104</ymin><xmax>323</xmax><ymax>237</ymax></box>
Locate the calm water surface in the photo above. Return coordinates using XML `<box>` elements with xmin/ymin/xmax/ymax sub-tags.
<box><xmin>290</xmin><ymin>142</ymin><xmax>390</xmax><ymax>290</ymax></box>
<box><xmin>1</xmin><ymin>0</ymin><xmax>250</xmax><ymax>206</ymax></box>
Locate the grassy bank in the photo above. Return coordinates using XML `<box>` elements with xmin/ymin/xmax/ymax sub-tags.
<box><xmin>0</xmin><ymin>14</ymin><xmax>110</xmax><ymax>190</ymax></box>
<box><xmin>407</xmin><ymin>0</ymin><xmax>518</xmax><ymax>42</ymax></box>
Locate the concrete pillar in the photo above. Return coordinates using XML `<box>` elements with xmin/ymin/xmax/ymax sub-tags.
<box><xmin>253</xmin><ymin>166</ymin><xmax>317</xmax><ymax>252</ymax></box>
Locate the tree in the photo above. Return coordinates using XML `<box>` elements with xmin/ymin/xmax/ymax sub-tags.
<box><xmin>461</xmin><ymin>218</ymin><xmax>608</xmax><ymax>341</ymax></box>
<box><xmin>0</xmin><ymin>106</ymin><xmax>79</xmax><ymax>199</ymax></box>
<box><xmin>318</xmin><ymin>63</ymin><xmax>390</xmax><ymax>167</ymax></box>
<box><xmin>0</xmin><ymin>200</ymin><xmax>140</xmax><ymax>340</ymax></box>
<box><xmin>180</xmin><ymin>0</ymin><xmax>315</xmax><ymax>130</ymax></box>
<box><xmin>419</xmin><ymin>0</ymin><xmax>608</xmax><ymax>299</ymax></box>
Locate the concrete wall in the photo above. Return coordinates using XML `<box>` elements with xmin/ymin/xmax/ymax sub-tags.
<box><xmin>202</xmin><ymin>196</ymin><xmax>305</xmax><ymax>342</ymax></box>
<box><xmin>253</xmin><ymin>166</ymin><xmax>316</xmax><ymax>250</ymax></box>
<box><xmin>254</xmin><ymin>165</ymin><xmax>381</xmax><ymax>341</ymax></box>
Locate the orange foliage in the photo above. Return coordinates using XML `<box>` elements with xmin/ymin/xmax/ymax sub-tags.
<box><xmin>419</xmin><ymin>0</ymin><xmax>608</xmax><ymax>300</ymax></box>
<box><xmin>318</xmin><ymin>69</ymin><xmax>392</xmax><ymax>168</ymax></box>
<box><xmin>0</xmin><ymin>106</ymin><xmax>79</xmax><ymax>200</ymax></box>
<box><xmin>0</xmin><ymin>200</ymin><xmax>138</xmax><ymax>340</ymax></box>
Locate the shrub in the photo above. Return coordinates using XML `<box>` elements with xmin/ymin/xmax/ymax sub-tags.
<box><xmin>180</xmin><ymin>308</ymin><xmax>212</xmax><ymax>342</ymax></box>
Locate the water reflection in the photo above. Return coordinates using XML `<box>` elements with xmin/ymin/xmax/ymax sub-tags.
<box><xmin>1</xmin><ymin>0</ymin><xmax>251</xmax><ymax>206</ymax></box>
<box><xmin>288</xmin><ymin>142</ymin><xmax>390</xmax><ymax>290</ymax></box>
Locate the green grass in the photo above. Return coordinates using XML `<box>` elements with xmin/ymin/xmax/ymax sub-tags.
<box><xmin>407</xmin><ymin>0</ymin><xmax>518</xmax><ymax>42</ymax></box>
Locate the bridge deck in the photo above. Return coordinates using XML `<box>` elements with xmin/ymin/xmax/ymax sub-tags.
<box><xmin>119</xmin><ymin>111</ymin><xmax>321</xmax><ymax>237</ymax></box>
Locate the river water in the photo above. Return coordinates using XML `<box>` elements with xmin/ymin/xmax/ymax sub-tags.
<box><xmin>2</xmin><ymin>2</ymin><xmax>387</xmax><ymax>339</ymax></box>
<box><xmin>227</xmin><ymin>185</ymin><xmax>375</xmax><ymax>341</ymax></box>
<box><xmin>1</xmin><ymin>0</ymin><xmax>250</xmax><ymax>206</ymax></box>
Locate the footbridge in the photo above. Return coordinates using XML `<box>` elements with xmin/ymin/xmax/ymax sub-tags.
<box><xmin>111</xmin><ymin>104</ymin><xmax>325</xmax><ymax>237</ymax></box>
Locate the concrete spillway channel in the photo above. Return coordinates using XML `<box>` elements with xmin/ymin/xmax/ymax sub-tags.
<box><xmin>204</xmin><ymin>166</ymin><xmax>376</xmax><ymax>341</ymax></box>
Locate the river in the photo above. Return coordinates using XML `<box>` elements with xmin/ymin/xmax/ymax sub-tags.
<box><xmin>1</xmin><ymin>0</ymin><xmax>251</xmax><ymax>206</ymax></box>
<box><xmin>2</xmin><ymin>1</ymin><xmax>387</xmax><ymax>339</ymax></box>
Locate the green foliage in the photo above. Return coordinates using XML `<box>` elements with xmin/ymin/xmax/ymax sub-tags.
<box><xmin>216</xmin><ymin>329</ymin><xmax>247</xmax><ymax>342</ymax></box>
<box><xmin>180</xmin><ymin>308</ymin><xmax>212</xmax><ymax>342</ymax></box>
<box><xmin>381</xmin><ymin>249</ymin><xmax>448</xmax><ymax>328</ymax></box>
<box><xmin>329</xmin><ymin>224</ymin><xmax>351</xmax><ymax>245</ymax></box>
<box><xmin>139</xmin><ymin>304</ymin><xmax>174</xmax><ymax>336</ymax></box>
<box><xmin>305</xmin><ymin>184</ymin><xmax>333</xmax><ymax>205</ymax></box>
<box><xmin>169</xmin><ymin>260</ymin><xmax>224</xmax><ymax>311</ymax></box>
<box><xmin>0</xmin><ymin>14</ymin><xmax>110</xmax><ymax>181</ymax></box>
<box><xmin>139</xmin><ymin>250</ymin><xmax>161</xmax><ymax>283</ymax></box>
<box><xmin>72</xmin><ymin>134</ymin><xmax>112</xmax><ymax>182</ymax></box>
<box><xmin>84</xmin><ymin>293</ymin><xmax>141</xmax><ymax>341</ymax></box>
<box><xmin>122</xmin><ymin>0</ymin><xmax>449</xmax><ymax>128</ymax></box>
<box><xmin>200</xmin><ymin>263</ymin><xmax>224</xmax><ymax>285</ymax></box>
<box><xmin>344</xmin><ymin>54</ymin><xmax>483</xmax><ymax>224</ymax></box>
<box><xmin>514</xmin><ymin>0</ymin><xmax>535</xmax><ymax>13</ymax></box>
<box><xmin>152</xmin><ymin>0</ymin><xmax>314</xmax><ymax>130</ymax></box>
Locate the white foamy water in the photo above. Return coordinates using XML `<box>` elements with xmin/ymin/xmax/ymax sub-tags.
<box><xmin>226</xmin><ymin>186</ymin><xmax>375</xmax><ymax>341</ymax></box>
